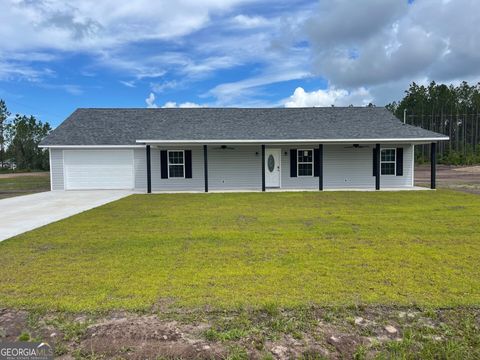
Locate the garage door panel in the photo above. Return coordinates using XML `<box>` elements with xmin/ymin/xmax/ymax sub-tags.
<box><xmin>64</xmin><ymin>150</ymin><xmax>134</xmax><ymax>190</ymax></box>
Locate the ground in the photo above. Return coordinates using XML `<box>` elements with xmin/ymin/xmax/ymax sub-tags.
<box><xmin>0</xmin><ymin>172</ymin><xmax>50</xmax><ymax>199</ymax></box>
<box><xmin>415</xmin><ymin>164</ymin><xmax>480</xmax><ymax>194</ymax></box>
<box><xmin>0</xmin><ymin>189</ymin><xmax>479</xmax><ymax>359</ymax></box>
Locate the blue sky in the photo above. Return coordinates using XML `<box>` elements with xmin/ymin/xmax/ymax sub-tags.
<box><xmin>1</xmin><ymin>0</ymin><xmax>479</xmax><ymax>127</ymax></box>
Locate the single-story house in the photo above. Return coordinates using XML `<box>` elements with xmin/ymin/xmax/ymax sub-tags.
<box><xmin>39</xmin><ymin>107</ymin><xmax>448</xmax><ymax>192</ymax></box>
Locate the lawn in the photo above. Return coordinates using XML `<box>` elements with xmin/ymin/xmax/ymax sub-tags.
<box><xmin>0</xmin><ymin>190</ymin><xmax>479</xmax><ymax>312</ymax></box>
<box><xmin>0</xmin><ymin>173</ymin><xmax>50</xmax><ymax>199</ymax></box>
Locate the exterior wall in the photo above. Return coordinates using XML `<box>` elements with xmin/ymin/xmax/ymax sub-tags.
<box><xmin>48</xmin><ymin>143</ymin><xmax>414</xmax><ymax>192</ymax></box>
<box><xmin>150</xmin><ymin>145</ymin><xmax>261</xmax><ymax>191</ymax></box>
<box><xmin>151</xmin><ymin>146</ymin><xmax>205</xmax><ymax>192</ymax></box>
<box><xmin>379</xmin><ymin>144</ymin><xmax>413</xmax><ymax>188</ymax></box>
<box><xmin>275</xmin><ymin>145</ymin><xmax>318</xmax><ymax>190</ymax></box>
<box><xmin>49</xmin><ymin>148</ymin><xmax>64</xmax><ymax>190</ymax></box>
<box><xmin>208</xmin><ymin>145</ymin><xmax>261</xmax><ymax>190</ymax></box>
<box><xmin>324</xmin><ymin>145</ymin><xmax>373</xmax><ymax>189</ymax></box>
<box><xmin>274</xmin><ymin>144</ymin><xmax>413</xmax><ymax>190</ymax></box>
<box><xmin>134</xmin><ymin>148</ymin><xmax>148</xmax><ymax>191</ymax></box>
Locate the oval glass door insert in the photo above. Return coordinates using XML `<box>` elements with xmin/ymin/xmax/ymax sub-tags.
<box><xmin>267</xmin><ymin>154</ymin><xmax>275</xmax><ymax>172</ymax></box>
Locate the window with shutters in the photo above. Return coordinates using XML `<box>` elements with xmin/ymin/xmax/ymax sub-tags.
<box><xmin>297</xmin><ymin>149</ymin><xmax>313</xmax><ymax>176</ymax></box>
<box><xmin>380</xmin><ymin>148</ymin><xmax>396</xmax><ymax>175</ymax></box>
<box><xmin>168</xmin><ymin>150</ymin><xmax>185</xmax><ymax>178</ymax></box>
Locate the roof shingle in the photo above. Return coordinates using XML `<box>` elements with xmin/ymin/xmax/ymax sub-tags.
<box><xmin>40</xmin><ymin>107</ymin><xmax>447</xmax><ymax>146</ymax></box>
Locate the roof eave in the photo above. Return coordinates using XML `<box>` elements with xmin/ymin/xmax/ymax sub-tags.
<box><xmin>136</xmin><ymin>137</ymin><xmax>450</xmax><ymax>145</ymax></box>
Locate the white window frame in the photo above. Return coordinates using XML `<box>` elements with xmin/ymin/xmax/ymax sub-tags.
<box><xmin>297</xmin><ymin>149</ymin><xmax>314</xmax><ymax>177</ymax></box>
<box><xmin>380</xmin><ymin>148</ymin><xmax>396</xmax><ymax>176</ymax></box>
<box><xmin>167</xmin><ymin>150</ymin><xmax>185</xmax><ymax>179</ymax></box>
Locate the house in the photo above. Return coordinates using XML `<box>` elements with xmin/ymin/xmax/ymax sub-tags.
<box><xmin>39</xmin><ymin>107</ymin><xmax>448</xmax><ymax>192</ymax></box>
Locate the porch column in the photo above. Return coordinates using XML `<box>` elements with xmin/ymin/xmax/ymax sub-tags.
<box><xmin>375</xmin><ymin>143</ymin><xmax>381</xmax><ymax>190</ymax></box>
<box><xmin>318</xmin><ymin>144</ymin><xmax>323</xmax><ymax>191</ymax></box>
<box><xmin>261</xmin><ymin>145</ymin><xmax>265</xmax><ymax>191</ymax></box>
<box><xmin>146</xmin><ymin>145</ymin><xmax>152</xmax><ymax>194</ymax></box>
<box><xmin>203</xmin><ymin>145</ymin><xmax>208</xmax><ymax>193</ymax></box>
<box><xmin>431</xmin><ymin>142</ymin><xmax>436</xmax><ymax>189</ymax></box>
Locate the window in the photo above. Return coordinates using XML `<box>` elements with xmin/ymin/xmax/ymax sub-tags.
<box><xmin>298</xmin><ymin>149</ymin><xmax>313</xmax><ymax>176</ymax></box>
<box><xmin>168</xmin><ymin>150</ymin><xmax>184</xmax><ymax>178</ymax></box>
<box><xmin>380</xmin><ymin>148</ymin><xmax>396</xmax><ymax>175</ymax></box>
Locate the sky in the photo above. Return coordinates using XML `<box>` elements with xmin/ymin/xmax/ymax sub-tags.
<box><xmin>0</xmin><ymin>0</ymin><xmax>479</xmax><ymax>127</ymax></box>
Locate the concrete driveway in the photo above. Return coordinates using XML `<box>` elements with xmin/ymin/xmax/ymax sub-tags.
<box><xmin>0</xmin><ymin>190</ymin><xmax>133</xmax><ymax>242</ymax></box>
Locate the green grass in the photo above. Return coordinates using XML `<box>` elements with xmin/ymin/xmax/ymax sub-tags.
<box><xmin>0</xmin><ymin>190</ymin><xmax>479</xmax><ymax>311</ymax></box>
<box><xmin>0</xmin><ymin>173</ymin><xmax>50</xmax><ymax>199</ymax></box>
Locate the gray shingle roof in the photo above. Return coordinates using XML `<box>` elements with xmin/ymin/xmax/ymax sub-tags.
<box><xmin>40</xmin><ymin>107</ymin><xmax>448</xmax><ymax>146</ymax></box>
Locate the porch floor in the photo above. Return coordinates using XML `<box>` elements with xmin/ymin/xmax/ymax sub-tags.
<box><xmin>150</xmin><ymin>186</ymin><xmax>431</xmax><ymax>194</ymax></box>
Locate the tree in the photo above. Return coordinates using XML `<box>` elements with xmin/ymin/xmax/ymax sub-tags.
<box><xmin>386</xmin><ymin>81</ymin><xmax>480</xmax><ymax>164</ymax></box>
<box><xmin>0</xmin><ymin>100</ymin><xmax>10</xmax><ymax>168</ymax></box>
<box><xmin>6</xmin><ymin>114</ymin><xmax>51</xmax><ymax>170</ymax></box>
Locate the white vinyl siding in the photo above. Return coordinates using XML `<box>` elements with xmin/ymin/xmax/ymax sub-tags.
<box><xmin>151</xmin><ymin>146</ymin><xmax>204</xmax><ymax>191</ymax></box>
<box><xmin>207</xmin><ymin>145</ymin><xmax>261</xmax><ymax>190</ymax></box>
<box><xmin>324</xmin><ymin>145</ymin><xmax>373</xmax><ymax>189</ymax></box>
<box><xmin>380</xmin><ymin>144</ymin><xmax>413</xmax><ymax>188</ymax></box>
<box><xmin>49</xmin><ymin>148</ymin><xmax>64</xmax><ymax>190</ymax></box>
<box><xmin>280</xmin><ymin>146</ymin><xmax>318</xmax><ymax>189</ymax></box>
<box><xmin>134</xmin><ymin>148</ymin><xmax>147</xmax><ymax>191</ymax></box>
<box><xmin>63</xmin><ymin>150</ymin><xmax>134</xmax><ymax>190</ymax></box>
<box><xmin>49</xmin><ymin>143</ymin><xmax>414</xmax><ymax>192</ymax></box>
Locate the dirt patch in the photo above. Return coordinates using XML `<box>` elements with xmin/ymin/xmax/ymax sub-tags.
<box><xmin>415</xmin><ymin>164</ymin><xmax>480</xmax><ymax>194</ymax></box>
<box><xmin>81</xmin><ymin>314</ymin><xmax>225</xmax><ymax>359</ymax></box>
<box><xmin>452</xmin><ymin>166</ymin><xmax>480</xmax><ymax>174</ymax></box>
<box><xmin>0</xmin><ymin>172</ymin><xmax>49</xmax><ymax>179</ymax></box>
<box><xmin>1</xmin><ymin>307</ymin><xmax>478</xmax><ymax>359</ymax></box>
<box><xmin>0</xmin><ymin>309</ymin><xmax>29</xmax><ymax>339</ymax></box>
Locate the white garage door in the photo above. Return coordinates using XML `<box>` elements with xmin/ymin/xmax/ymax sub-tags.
<box><xmin>64</xmin><ymin>150</ymin><xmax>134</xmax><ymax>190</ymax></box>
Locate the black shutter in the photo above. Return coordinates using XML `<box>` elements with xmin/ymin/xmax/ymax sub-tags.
<box><xmin>185</xmin><ymin>150</ymin><xmax>192</xmax><ymax>178</ymax></box>
<box><xmin>372</xmin><ymin>148</ymin><xmax>378</xmax><ymax>176</ymax></box>
<box><xmin>396</xmin><ymin>147</ymin><xmax>403</xmax><ymax>176</ymax></box>
<box><xmin>290</xmin><ymin>149</ymin><xmax>297</xmax><ymax>177</ymax></box>
<box><xmin>314</xmin><ymin>148</ymin><xmax>320</xmax><ymax>177</ymax></box>
<box><xmin>160</xmin><ymin>150</ymin><xmax>168</xmax><ymax>179</ymax></box>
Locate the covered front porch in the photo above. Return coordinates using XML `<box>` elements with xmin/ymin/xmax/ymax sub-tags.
<box><xmin>140</xmin><ymin>142</ymin><xmax>439</xmax><ymax>193</ymax></box>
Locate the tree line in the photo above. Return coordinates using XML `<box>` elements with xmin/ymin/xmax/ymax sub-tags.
<box><xmin>0</xmin><ymin>100</ymin><xmax>51</xmax><ymax>171</ymax></box>
<box><xmin>386</xmin><ymin>81</ymin><xmax>480</xmax><ymax>164</ymax></box>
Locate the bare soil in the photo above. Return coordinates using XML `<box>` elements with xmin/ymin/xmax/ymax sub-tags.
<box><xmin>0</xmin><ymin>172</ymin><xmax>49</xmax><ymax>179</ymax></box>
<box><xmin>1</xmin><ymin>307</ymin><xmax>478</xmax><ymax>359</ymax></box>
<box><xmin>415</xmin><ymin>164</ymin><xmax>480</xmax><ymax>194</ymax></box>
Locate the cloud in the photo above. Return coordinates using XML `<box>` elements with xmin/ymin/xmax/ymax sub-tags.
<box><xmin>0</xmin><ymin>0</ymin><xmax>252</xmax><ymax>53</ymax></box>
<box><xmin>209</xmin><ymin>69</ymin><xmax>311</xmax><ymax>104</ymax></box>
<box><xmin>39</xmin><ymin>84</ymin><xmax>84</xmax><ymax>95</ymax></box>
<box><xmin>231</xmin><ymin>14</ymin><xmax>270</xmax><ymax>28</ymax></box>
<box><xmin>150</xmin><ymin>80</ymin><xmax>178</xmax><ymax>93</ymax></box>
<box><xmin>162</xmin><ymin>101</ymin><xmax>204</xmax><ymax>108</ymax></box>
<box><xmin>305</xmin><ymin>0</ymin><xmax>408</xmax><ymax>47</ymax></box>
<box><xmin>119</xmin><ymin>80</ymin><xmax>136</xmax><ymax>88</ymax></box>
<box><xmin>0</xmin><ymin>61</ymin><xmax>53</xmax><ymax>82</ymax></box>
<box><xmin>145</xmin><ymin>93</ymin><xmax>158</xmax><ymax>108</ymax></box>
<box><xmin>303</xmin><ymin>0</ymin><xmax>480</xmax><ymax>93</ymax></box>
<box><xmin>283</xmin><ymin>87</ymin><xmax>372</xmax><ymax>107</ymax></box>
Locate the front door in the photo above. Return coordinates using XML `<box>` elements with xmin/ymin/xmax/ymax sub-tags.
<box><xmin>265</xmin><ymin>148</ymin><xmax>281</xmax><ymax>187</ymax></box>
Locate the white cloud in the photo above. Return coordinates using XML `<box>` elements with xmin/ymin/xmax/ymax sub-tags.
<box><xmin>162</xmin><ymin>101</ymin><xmax>204</xmax><ymax>108</ymax></box>
<box><xmin>119</xmin><ymin>80</ymin><xmax>136</xmax><ymax>88</ymax></box>
<box><xmin>0</xmin><ymin>0</ymin><xmax>252</xmax><ymax>53</ymax></box>
<box><xmin>150</xmin><ymin>80</ymin><xmax>178</xmax><ymax>93</ymax></box>
<box><xmin>283</xmin><ymin>87</ymin><xmax>372</xmax><ymax>107</ymax></box>
<box><xmin>145</xmin><ymin>93</ymin><xmax>158</xmax><ymax>108</ymax></box>
<box><xmin>231</xmin><ymin>14</ymin><xmax>270</xmax><ymax>28</ymax></box>
<box><xmin>209</xmin><ymin>69</ymin><xmax>311</xmax><ymax>104</ymax></box>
